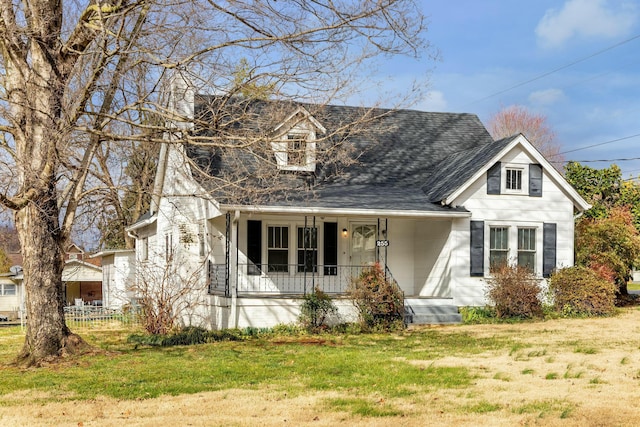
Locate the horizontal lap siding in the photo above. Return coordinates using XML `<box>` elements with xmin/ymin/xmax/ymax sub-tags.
<box><xmin>449</xmin><ymin>148</ymin><xmax>577</xmax><ymax>306</ymax></box>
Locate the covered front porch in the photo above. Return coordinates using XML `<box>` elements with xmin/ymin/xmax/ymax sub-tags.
<box><xmin>205</xmin><ymin>209</ymin><xmax>469</xmax><ymax>300</ymax></box>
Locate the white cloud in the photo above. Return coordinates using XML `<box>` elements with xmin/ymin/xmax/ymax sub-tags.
<box><xmin>528</xmin><ymin>88</ymin><xmax>566</xmax><ymax>105</ymax></box>
<box><xmin>536</xmin><ymin>0</ymin><xmax>637</xmax><ymax>48</ymax></box>
<box><xmin>420</xmin><ymin>90</ymin><xmax>448</xmax><ymax>111</ymax></box>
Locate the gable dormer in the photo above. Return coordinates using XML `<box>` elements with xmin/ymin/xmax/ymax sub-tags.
<box><xmin>271</xmin><ymin>106</ymin><xmax>326</xmax><ymax>172</ymax></box>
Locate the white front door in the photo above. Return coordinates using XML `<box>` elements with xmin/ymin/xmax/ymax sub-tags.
<box><xmin>350</xmin><ymin>223</ymin><xmax>377</xmax><ymax>266</ymax></box>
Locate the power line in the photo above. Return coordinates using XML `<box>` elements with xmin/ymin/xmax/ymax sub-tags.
<box><xmin>551</xmin><ymin>133</ymin><xmax>640</xmax><ymax>157</ymax></box>
<box><xmin>569</xmin><ymin>157</ymin><xmax>640</xmax><ymax>163</ymax></box>
<box><xmin>461</xmin><ymin>33</ymin><xmax>640</xmax><ymax>108</ymax></box>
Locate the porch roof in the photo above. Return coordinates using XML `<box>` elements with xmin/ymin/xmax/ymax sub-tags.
<box><xmin>221</xmin><ymin>184</ymin><xmax>470</xmax><ymax>218</ymax></box>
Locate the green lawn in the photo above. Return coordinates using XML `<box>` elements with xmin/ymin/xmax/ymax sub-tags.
<box><xmin>0</xmin><ymin>326</ymin><xmax>511</xmax><ymax>403</ymax></box>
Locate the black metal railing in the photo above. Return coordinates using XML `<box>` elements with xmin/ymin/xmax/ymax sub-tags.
<box><xmin>205</xmin><ymin>263</ymin><xmax>377</xmax><ymax>296</ymax></box>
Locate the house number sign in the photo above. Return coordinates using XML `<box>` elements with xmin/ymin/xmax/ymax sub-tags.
<box><xmin>376</xmin><ymin>240</ymin><xmax>389</xmax><ymax>247</ymax></box>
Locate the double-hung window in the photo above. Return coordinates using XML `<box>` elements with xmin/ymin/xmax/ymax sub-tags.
<box><xmin>297</xmin><ymin>227</ymin><xmax>317</xmax><ymax>273</ymax></box>
<box><xmin>489</xmin><ymin>227</ymin><xmax>509</xmax><ymax>270</ymax></box>
<box><xmin>517</xmin><ymin>228</ymin><xmax>536</xmax><ymax>271</ymax></box>
<box><xmin>268</xmin><ymin>226</ymin><xmax>289</xmax><ymax>272</ymax></box>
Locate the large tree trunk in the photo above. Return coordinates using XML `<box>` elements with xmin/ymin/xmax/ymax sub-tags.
<box><xmin>14</xmin><ymin>192</ymin><xmax>88</xmax><ymax>366</ymax></box>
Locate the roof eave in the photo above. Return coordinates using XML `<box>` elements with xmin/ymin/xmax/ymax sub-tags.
<box><xmin>220</xmin><ymin>204</ymin><xmax>470</xmax><ymax>219</ymax></box>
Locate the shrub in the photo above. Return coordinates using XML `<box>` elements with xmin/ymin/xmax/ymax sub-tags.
<box><xmin>299</xmin><ymin>287</ymin><xmax>338</xmax><ymax>332</ymax></box>
<box><xmin>485</xmin><ymin>265</ymin><xmax>543</xmax><ymax>319</ymax></box>
<box><xmin>347</xmin><ymin>263</ymin><xmax>404</xmax><ymax>330</ymax></box>
<box><xmin>459</xmin><ymin>306</ymin><xmax>497</xmax><ymax>324</ymax></box>
<box><xmin>549</xmin><ymin>266</ymin><xmax>616</xmax><ymax>316</ymax></box>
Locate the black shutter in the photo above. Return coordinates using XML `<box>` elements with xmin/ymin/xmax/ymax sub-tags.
<box><xmin>543</xmin><ymin>223</ymin><xmax>557</xmax><ymax>278</ymax></box>
<box><xmin>529</xmin><ymin>164</ymin><xmax>543</xmax><ymax>197</ymax></box>
<box><xmin>323</xmin><ymin>222</ymin><xmax>338</xmax><ymax>276</ymax></box>
<box><xmin>487</xmin><ymin>162</ymin><xmax>501</xmax><ymax>194</ymax></box>
<box><xmin>247</xmin><ymin>220</ymin><xmax>262</xmax><ymax>275</ymax></box>
<box><xmin>470</xmin><ymin>220</ymin><xmax>484</xmax><ymax>276</ymax></box>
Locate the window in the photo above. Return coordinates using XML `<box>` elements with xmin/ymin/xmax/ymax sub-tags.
<box><xmin>268</xmin><ymin>226</ymin><xmax>289</xmax><ymax>272</ymax></box>
<box><xmin>198</xmin><ymin>223</ymin><xmax>205</xmax><ymax>257</ymax></box>
<box><xmin>518</xmin><ymin>228</ymin><xmax>536</xmax><ymax>270</ymax></box>
<box><xmin>506</xmin><ymin>168</ymin><xmax>522</xmax><ymax>191</ymax></box>
<box><xmin>287</xmin><ymin>134</ymin><xmax>307</xmax><ymax>166</ymax></box>
<box><xmin>1</xmin><ymin>284</ymin><xmax>16</xmax><ymax>296</ymax></box>
<box><xmin>297</xmin><ymin>227</ymin><xmax>317</xmax><ymax>273</ymax></box>
<box><xmin>165</xmin><ymin>233</ymin><xmax>173</xmax><ymax>262</ymax></box>
<box><xmin>141</xmin><ymin>237</ymin><xmax>149</xmax><ymax>261</ymax></box>
<box><xmin>489</xmin><ymin>227</ymin><xmax>509</xmax><ymax>270</ymax></box>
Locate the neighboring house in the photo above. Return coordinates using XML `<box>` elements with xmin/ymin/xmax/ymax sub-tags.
<box><xmin>90</xmin><ymin>249</ymin><xmax>135</xmax><ymax>309</ymax></box>
<box><xmin>61</xmin><ymin>244</ymin><xmax>103</xmax><ymax>306</ymax></box>
<box><xmin>0</xmin><ymin>267</ymin><xmax>22</xmax><ymax>320</ymax></box>
<box><xmin>2</xmin><ymin>245</ymin><xmax>103</xmax><ymax>316</ymax></box>
<box><xmin>127</xmin><ymin>82</ymin><xmax>590</xmax><ymax>329</ymax></box>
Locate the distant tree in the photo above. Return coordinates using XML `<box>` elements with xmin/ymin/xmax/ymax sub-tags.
<box><xmin>575</xmin><ymin>206</ymin><xmax>640</xmax><ymax>295</ymax></box>
<box><xmin>565</xmin><ymin>162</ymin><xmax>640</xmax><ymax>230</ymax></box>
<box><xmin>0</xmin><ymin>247</ymin><xmax>11</xmax><ymax>273</ymax></box>
<box><xmin>487</xmin><ymin>105</ymin><xmax>564</xmax><ymax>170</ymax></box>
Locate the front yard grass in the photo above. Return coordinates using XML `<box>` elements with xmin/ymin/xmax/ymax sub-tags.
<box><xmin>2</xmin><ymin>309</ymin><xmax>640</xmax><ymax>425</ymax></box>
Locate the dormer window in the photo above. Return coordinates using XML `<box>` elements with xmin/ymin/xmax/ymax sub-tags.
<box><xmin>272</xmin><ymin>129</ymin><xmax>316</xmax><ymax>172</ymax></box>
<box><xmin>287</xmin><ymin>133</ymin><xmax>307</xmax><ymax>167</ymax></box>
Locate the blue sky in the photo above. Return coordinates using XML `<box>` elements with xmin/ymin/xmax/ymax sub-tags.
<box><xmin>375</xmin><ymin>0</ymin><xmax>640</xmax><ymax>178</ymax></box>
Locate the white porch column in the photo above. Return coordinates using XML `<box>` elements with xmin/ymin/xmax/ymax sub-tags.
<box><xmin>229</xmin><ymin>211</ymin><xmax>240</xmax><ymax>328</ymax></box>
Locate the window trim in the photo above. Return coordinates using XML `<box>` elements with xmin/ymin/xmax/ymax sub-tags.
<box><xmin>503</xmin><ymin>165</ymin><xmax>527</xmax><ymax>194</ymax></box>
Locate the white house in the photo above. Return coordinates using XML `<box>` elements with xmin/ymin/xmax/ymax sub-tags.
<box><xmin>0</xmin><ymin>268</ymin><xmax>22</xmax><ymax>321</ymax></box>
<box><xmin>126</xmin><ymin>87</ymin><xmax>590</xmax><ymax>329</ymax></box>
<box><xmin>91</xmin><ymin>249</ymin><xmax>136</xmax><ymax>309</ymax></box>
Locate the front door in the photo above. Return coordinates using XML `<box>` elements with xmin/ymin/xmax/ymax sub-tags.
<box><xmin>350</xmin><ymin>223</ymin><xmax>377</xmax><ymax>266</ymax></box>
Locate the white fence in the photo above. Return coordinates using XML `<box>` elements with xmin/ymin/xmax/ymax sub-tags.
<box><xmin>63</xmin><ymin>306</ymin><xmax>142</xmax><ymax>330</ymax></box>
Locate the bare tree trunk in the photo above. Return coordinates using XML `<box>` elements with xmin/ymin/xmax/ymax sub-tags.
<box><xmin>15</xmin><ymin>198</ymin><xmax>78</xmax><ymax>365</ymax></box>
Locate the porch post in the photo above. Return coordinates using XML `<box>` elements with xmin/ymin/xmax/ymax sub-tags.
<box><xmin>229</xmin><ymin>211</ymin><xmax>239</xmax><ymax>328</ymax></box>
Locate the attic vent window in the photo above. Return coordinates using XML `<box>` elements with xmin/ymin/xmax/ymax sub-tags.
<box><xmin>506</xmin><ymin>168</ymin><xmax>522</xmax><ymax>191</ymax></box>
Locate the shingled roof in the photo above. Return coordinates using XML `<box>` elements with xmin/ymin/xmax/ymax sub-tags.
<box><xmin>186</xmin><ymin>97</ymin><xmax>497</xmax><ymax>212</ymax></box>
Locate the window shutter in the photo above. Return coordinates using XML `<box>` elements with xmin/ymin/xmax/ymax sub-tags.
<box><xmin>529</xmin><ymin>164</ymin><xmax>543</xmax><ymax>197</ymax></box>
<box><xmin>470</xmin><ymin>220</ymin><xmax>484</xmax><ymax>276</ymax></box>
<box><xmin>323</xmin><ymin>222</ymin><xmax>338</xmax><ymax>276</ymax></box>
<box><xmin>543</xmin><ymin>223</ymin><xmax>556</xmax><ymax>278</ymax></box>
<box><xmin>247</xmin><ymin>220</ymin><xmax>262</xmax><ymax>275</ymax></box>
<box><xmin>487</xmin><ymin>162</ymin><xmax>501</xmax><ymax>194</ymax></box>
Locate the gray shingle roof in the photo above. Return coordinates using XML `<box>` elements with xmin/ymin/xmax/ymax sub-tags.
<box><xmin>187</xmin><ymin>97</ymin><xmax>497</xmax><ymax>212</ymax></box>
<box><xmin>423</xmin><ymin>135</ymin><xmax>519</xmax><ymax>202</ymax></box>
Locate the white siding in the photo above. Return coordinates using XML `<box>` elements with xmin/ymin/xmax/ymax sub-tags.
<box><xmin>449</xmin><ymin>146</ymin><xmax>577</xmax><ymax>306</ymax></box>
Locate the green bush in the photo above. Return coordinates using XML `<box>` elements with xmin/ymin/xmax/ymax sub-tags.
<box><xmin>299</xmin><ymin>287</ymin><xmax>338</xmax><ymax>332</ymax></box>
<box><xmin>347</xmin><ymin>263</ymin><xmax>404</xmax><ymax>331</ymax></box>
<box><xmin>128</xmin><ymin>326</ymin><xmax>243</xmax><ymax>347</ymax></box>
<box><xmin>485</xmin><ymin>265</ymin><xmax>543</xmax><ymax>319</ymax></box>
<box><xmin>459</xmin><ymin>306</ymin><xmax>497</xmax><ymax>324</ymax></box>
<box><xmin>549</xmin><ymin>266</ymin><xmax>616</xmax><ymax>316</ymax></box>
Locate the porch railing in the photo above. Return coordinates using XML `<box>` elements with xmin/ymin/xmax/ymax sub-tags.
<box><xmin>208</xmin><ymin>263</ymin><xmax>379</xmax><ymax>296</ymax></box>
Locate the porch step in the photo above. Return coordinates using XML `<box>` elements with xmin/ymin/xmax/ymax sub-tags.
<box><xmin>404</xmin><ymin>303</ymin><xmax>462</xmax><ymax>325</ymax></box>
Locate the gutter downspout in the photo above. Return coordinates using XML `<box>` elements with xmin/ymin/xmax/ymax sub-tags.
<box><xmin>230</xmin><ymin>210</ymin><xmax>241</xmax><ymax>328</ymax></box>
